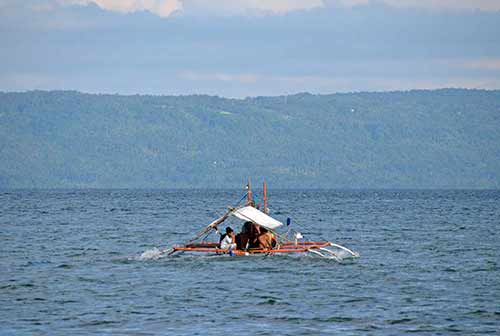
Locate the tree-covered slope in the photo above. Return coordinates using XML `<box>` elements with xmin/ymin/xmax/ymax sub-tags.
<box><xmin>0</xmin><ymin>89</ymin><xmax>499</xmax><ymax>188</ymax></box>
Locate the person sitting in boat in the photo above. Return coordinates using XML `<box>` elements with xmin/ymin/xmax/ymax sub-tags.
<box><xmin>235</xmin><ymin>221</ymin><xmax>262</xmax><ymax>250</ymax></box>
<box><xmin>235</xmin><ymin>221</ymin><xmax>251</xmax><ymax>250</ymax></box>
<box><xmin>235</xmin><ymin>231</ymin><xmax>247</xmax><ymax>251</ymax></box>
<box><xmin>257</xmin><ymin>227</ymin><xmax>276</xmax><ymax>250</ymax></box>
<box><xmin>220</xmin><ymin>227</ymin><xmax>237</xmax><ymax>250</ymax></box>
<box><xmin>241</xmin><ymin>221</ymin><xmax>262</xmax><ymax>248</ymax></box>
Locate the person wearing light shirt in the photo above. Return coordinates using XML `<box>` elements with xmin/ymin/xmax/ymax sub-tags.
<box><xmin>220</xmin><ymin>227</ymin><xmax>237</xmax><ymax>250</ymax></box>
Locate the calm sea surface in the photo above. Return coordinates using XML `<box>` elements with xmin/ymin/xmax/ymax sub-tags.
<box><xmin>1</xmin><ymin>189</ymin><xmax>499</xmax><ymax>335</ymax></box>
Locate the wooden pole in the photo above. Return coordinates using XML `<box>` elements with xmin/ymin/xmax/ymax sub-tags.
<box><xmin>247</xmin><ymin>178</ymin><xmax>253</xmax><ymax>206</ymax></box>
<box><xmin>263</xmin><ymin>180</ymin><xmax>268</xmax><ymax>214</ymax></box>
<box><xmin>187</xmin><ymin>210</ymin><xmax>232</xmax><ymax>243</ymax></box>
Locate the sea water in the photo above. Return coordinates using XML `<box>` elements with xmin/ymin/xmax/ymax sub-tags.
<box><xmin>1</xmin><ymin>189</ymin><xmax>499</xmax><ymax>335</ymax></box>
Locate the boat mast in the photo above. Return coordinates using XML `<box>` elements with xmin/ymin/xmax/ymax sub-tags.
<box><xmin>247</xmin><ymin>178</ymin><xmax>253</xmax><ymax>206</ymax></box>
<box><xmin>263</xmin><ymin>180</ymin><xmax>268</xmax><ymax>214</ymax></box>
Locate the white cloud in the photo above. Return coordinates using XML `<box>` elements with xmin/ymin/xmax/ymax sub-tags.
<box><xmin>181</xmin><ymin>0</ymin><xmax>324</xmax><ymax>15</ymax></box>
<box><xmin>391</xmin><ymin>0</ymin><xmax>500</xmax><ymax>11</ymax></box>
<box><xmin>334</xmin><ymin>0</ymin><xmax>500</xmax><ymax>11</ymax></box>
<box><xmin>58</xmin><ymin>0</ymin><xmax>323</xmax><ymax>16</ymax></box>
<box><xmin>61</xmin><ymin>0</ymin><xmax>183</xmax><ymax>17</ymax></box>
<box><xmin>44</xmin><ymin>0</ymin><xmax>500</xmax><ymax>17</ymax></box>
<box><xmin>4</xmin><ymin>0</ymin><xmax>500</xmax><ymax>17</ymax></box>
<box><xmin>247</xmin><ymin>0</ymin><xmax>323</xmax><ymax>13</ymax></box>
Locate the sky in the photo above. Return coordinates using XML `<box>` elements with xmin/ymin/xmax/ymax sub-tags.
<box><xmin>1</xmin><ymin>0</ymin><xmax>499</xmax><ymax>97</ymax></box>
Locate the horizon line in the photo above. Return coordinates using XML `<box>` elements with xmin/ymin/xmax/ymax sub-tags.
<box><xmin>1</xmin><ymin>87</ymin><xmax>499</xmax><ymax>100</ymax></box>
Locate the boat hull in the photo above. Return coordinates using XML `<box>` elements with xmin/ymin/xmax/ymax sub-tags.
<box><xmin>172</xmin><ymin>241</ymin><xmax>332</xmax><ymax>255</ymax></box>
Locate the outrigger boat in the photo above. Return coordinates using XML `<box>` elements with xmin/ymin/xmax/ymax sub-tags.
<box><xmin>162</xmin><ymin>180</ymin><xmax>359</xmax><ymax>261</ymax></box>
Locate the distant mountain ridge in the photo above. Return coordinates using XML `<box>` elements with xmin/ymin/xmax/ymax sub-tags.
<box><xmin>0</xmin><ymin>89</ymin><xmax>499</xmax><ymax>188</ymax></box>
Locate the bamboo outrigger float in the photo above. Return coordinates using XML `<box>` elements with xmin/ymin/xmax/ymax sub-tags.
<box><xmin>162</xmin><ymin>180</ymin><xmax>359</xmax><ymax>261</ymax></box>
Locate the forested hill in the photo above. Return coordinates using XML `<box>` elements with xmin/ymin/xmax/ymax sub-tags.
<box><xmin>0</xmin><ymin>89</ymin><xmax>499</xmax><ymax>189</ymax></box>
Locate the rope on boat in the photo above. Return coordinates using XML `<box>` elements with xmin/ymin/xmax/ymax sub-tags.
<box><xmin>186</xmin><ymin>209</ymin><xmax>234</xmax><ymax>244</ymax></box>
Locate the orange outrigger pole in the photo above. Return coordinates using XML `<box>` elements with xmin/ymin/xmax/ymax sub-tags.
<box><xmin>172</xmin><ymin>241</ymin><xmax>332</xmax><ymax>255</ymax></box>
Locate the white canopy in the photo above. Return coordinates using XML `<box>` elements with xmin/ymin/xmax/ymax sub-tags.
<box><xmin>232</xmin><ymin>206</ymin><xmax>283</xmax><ymax>230</ymax></box>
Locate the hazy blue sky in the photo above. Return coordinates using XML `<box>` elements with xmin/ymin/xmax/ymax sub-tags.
<box><xmin>1</xmin><ymin>0</ymin><xmax>499</xmax><ymax>97</ymax></box>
